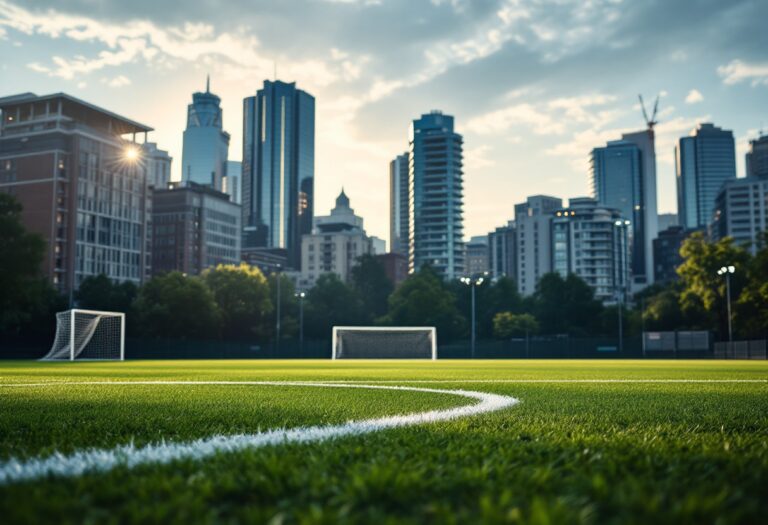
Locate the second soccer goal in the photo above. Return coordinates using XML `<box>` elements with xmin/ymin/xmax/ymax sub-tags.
<box><xmin>332</xmin><ymin>327</ymin><xmax>437</xmax><ymax>359</ymax></box>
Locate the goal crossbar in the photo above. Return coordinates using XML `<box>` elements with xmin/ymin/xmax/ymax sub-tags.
<box><xmin>332</xmin><ymin>326</ymin><xmax>437</xmax><ymax>360</ymax></box>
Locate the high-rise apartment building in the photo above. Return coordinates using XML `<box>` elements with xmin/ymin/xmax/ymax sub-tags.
<box><xmin>746</xmin><ymin>134</ymin><xmax>768</xmax><ymax>179</ymax></box>
<box><xmin>0</xmin><ymin>92</ymin><xmax>154</xmax><ymax>295</ymax></box>
<box><xmin>389</xmin><ymin>152</ymin><xmax>409</xmax><ymax>256</ymax></box>
<box><xmin>676</xmin><ymin>123</ymin><xmax>736</xmax><ymax>229</ymax></box>
<box><xmin>552</xmin><ymin>197</ymin><xmax>631</xmax><ymax>303</ymax></box>
<box><xmin>488</xmin><ymin>221</ymin><xmax>516</xmax><ymax>280</ymax></box>
<box><xmin>409</xmin><ymin>111</ymin><xmax>464</xmax><ymax>279</ymax></box>
<box><xmin>242</xmin><ymin>80</ymin><xmax>315</xmax><ymax>269</ymax></box>
<box><xmin>591</xmin><ymin>134</ymin><xmax>657</xmax><ymax>288</ymax></box>
<box><xmin>711</xmin><ymin>177</ymin><xmax>768</xmax><ymax>254</ymax></box>
<box><xmin>465</xmin><ymin>235</ymin><xmax>489</xmax><ymax>276</ymax></box>
<box><xmin>224</xmin><ymin>160</ymin><xmax>241</xmax><ymax>204</ymax></box>
<box><xmin>181</xmin><ymin>77</ymin><xmax>230</xmax><ymax>191</ymax></box>
<box><xmin>142</xmin><ymin>142</ymin><xmax>172</xmax><ymax>189</ymax></box>
<box><xmin>514</xmin><ymin>195</ymin><xmax>562</xmax><ymax>295</ymax></box>
<box><xmin>151</xmin><ymin>181</ymin><xmax>241</xmax><ymax>275</ymax></box>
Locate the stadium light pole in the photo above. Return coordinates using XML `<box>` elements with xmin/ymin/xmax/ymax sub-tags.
<box><xmin>461</xmin><ymin>274</ymin><xmax>485</xmax><ymax>359</ymax></box>
<box><xmin>295</xmin><ymin>291</ymin><xmax>306</xmax><ymax>351</ymax></box>
<box><xmin>275</xmin><ymin>263</ymin><xmax>282</xmax><ymax>352</ymax></box>
<box><xmin>717</xmin><ymin>265</ymin><xmax>735</xmax><ymax>343</ymax></box>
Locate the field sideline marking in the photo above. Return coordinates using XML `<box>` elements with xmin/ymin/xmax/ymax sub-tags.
<box><xmin>0</xmin><ymin>381</ymin><xmax>518</xmax><ymax>485</ymax></box>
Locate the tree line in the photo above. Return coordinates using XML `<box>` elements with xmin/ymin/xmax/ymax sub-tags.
<box><xmin>1</xmin><ymin>192</ymin><xmax>767</xmax><ymax>345</ymax></box>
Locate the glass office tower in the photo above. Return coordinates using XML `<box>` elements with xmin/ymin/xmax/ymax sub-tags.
<box><xmin>676</xmin><ymin>123</ymin><xmax>736</xmax><ymax>229</ymax></box>
<box><xmin>408</xmin><ymin>111</ymin><xmax>464</xmax><ymax>279</ymax></box>
<box><xmin>181</xmin><ymin>77</ymin><xmax>230</xmax><ymax>191</ymax></box>
<box><xmin>242</xmin><ymin>80</ymin><xmax>315</xmax><ymax>269</ymax></box>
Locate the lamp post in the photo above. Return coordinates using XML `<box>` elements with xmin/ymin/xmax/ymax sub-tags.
<box><xmin>460</xmin><ymin>273</ymin><xmax>485</xmax><ymax>359</ymax></box>
<box><xmin>614</xmin><ymin>219</ymin><xmax>630</xmax><ymax>353</ymax></box>
<box><xmin>717</xmin><ymin>265</ymin><xmax>736</xmax><ymax>343</ymax></box>
<box><xmin>275</xmin><ymin>263</ymin><xmax>282</xmax><ymax>351</ymax></box>
<box><xmin>295</xmin><ymin>291</ymin><xmax>306</xmax><ymax>350</ymax></box>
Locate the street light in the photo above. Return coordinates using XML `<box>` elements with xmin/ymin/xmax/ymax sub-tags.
<box><xmin>614</xmin><ymin>220</ymin><xmax>631</xmax><ymax>353</ymax></box>
<box><xmin>460</xmin><ymin>273</ymin><xmax>486</xmax><ymax>359</ymax></box>
<box><xmin>717</xmin><ymin>265</ymin><xmax>736</xmax><ymax>343</ymax></box>
<box><xmin>295</xmin><ymin>291</ymin><xmax>306</xmax><ymax>350</ymax></box>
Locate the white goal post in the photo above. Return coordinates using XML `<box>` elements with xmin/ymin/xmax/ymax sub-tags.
<box><xmin>332</xmin><ymin>326</ymin><xmax>437</xmax><ymax>360</ymax></box>
<box><xmin>41</xmin><ymin>309</ymin><xmax>125</xmax><ymax>361</ymax></box>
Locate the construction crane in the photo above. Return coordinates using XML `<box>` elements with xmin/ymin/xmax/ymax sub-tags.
<box><xmin>638</xmin><ymin>94</ymin><xmax>659</xmax><ymax>133</ymax></box>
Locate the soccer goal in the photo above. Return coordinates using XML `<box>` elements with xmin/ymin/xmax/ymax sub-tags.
<box><xmin>41</xmin><ymin>309</ymin><xmax>125</xmax><ymax>361</ymax></box>
<box><xmin>332</xmin><ymin>327</ymin><xmax>437</xmax><ymax>359</ymax></box>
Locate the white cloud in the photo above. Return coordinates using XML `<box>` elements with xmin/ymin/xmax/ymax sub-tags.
<box><xmin>718</xmin><ymin>59</ymin><xmax>768</xmax><ymax>86</ymax></box>
<box><xmin>102</xmin><ymin>75</ymin><xmax>131</xmax><ymax>87</ymax></box>
<box><xmin>685</xmin><ymin>89</ymin><xmax>704</xmax><ymax>104</ymax></box>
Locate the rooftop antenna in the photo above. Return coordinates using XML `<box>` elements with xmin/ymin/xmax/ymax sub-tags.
<box><xmin>638</xmin><ymin>93</ymin><xmax>659</xmax><ymax>134</ymax></box>
<box><xmin>206</xmin><ymin>74</ymin><xmax>210</xmax><ymax>93</ymax></box>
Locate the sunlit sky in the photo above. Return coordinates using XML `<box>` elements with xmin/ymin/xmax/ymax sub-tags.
<box><xmin>1</xmin><ymin>0</ymin><xmax>767</xmax><ymax>246</ymax></box>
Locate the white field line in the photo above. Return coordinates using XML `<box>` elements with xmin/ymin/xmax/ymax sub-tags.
<box><xmin>0</xmin><ymin>381</ymin><xmax>517</xmax><ymax>485</ymax></box>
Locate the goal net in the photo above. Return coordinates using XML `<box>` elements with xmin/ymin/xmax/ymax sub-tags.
<box><xmin>41</xmin><ymin>309</ymin><xmax>125</xmax><ymax>361</ymax></box>
<box><xmin>332</xmin><ymin>327</ymin><xmax>437</xmax><ymax>359</ymax></box>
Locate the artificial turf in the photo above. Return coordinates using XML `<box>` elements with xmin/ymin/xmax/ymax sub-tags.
<box><xmin>0</xmin><ymin>360</ymin><xmax>766</xmax><ymax>524</ymax></box>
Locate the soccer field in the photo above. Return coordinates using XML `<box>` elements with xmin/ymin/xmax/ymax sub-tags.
<box><xmin>0</xmin><ymin>360</ymin><xmax>766</xmax><ymax>524</ymax></box>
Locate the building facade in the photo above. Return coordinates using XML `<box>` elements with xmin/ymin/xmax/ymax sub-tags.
<box><xmin>224</xmin><ymin>160</ymin><xmax>241</xmax><ymax>204</ymax></box>
<box><xmin>242</xmin><ymin>80</ymin><xmax>315</xmax><ymax>270</ymax></box>
<box><xmin>142</xmin><ymin>142</ymin><xmax>172</xmax><ymax>189</ymax></box>
<box><xmin>0</xmin><ymin>92</ymin><xmax>153</xmax><ymax>296</ymax></box>
<box><xmin>181</xmin><ymin>78</ymin><xmax>230</xmax><ymax>191</ymax></box>
<box><xmin>389</xmin><ymin>152</ymin><xmax>410</xmax><ymax>256</ymax></box>
<box><xmin>514</xmin><ymin>195</ymin><xmax>562</xmax><ymax>295</ymax></box>
<box><xmin>152</xmin><ymin>181</ymin><xmax>241</xmax><ymax>275</ymax></box>
<box><xmin>465</xmin><ymin>235</ymin><xmax>489</xmax><ymax>276</ymax></box>
<box><xmin>591</xmin><ymin>135</ymin><xmax>657</xmax><ymax>289</ymax></box>
<box><xmin>676</xmin><ymin>123</ymin><xmax>736</xmax><ymax>229</ymax></box>
<box><xmin>711</xmin><ymin>176</ymin><xmax>768</xmax><ymax>254</ymax></box>
<box><xmin>409</xmin><ymin>111</ymin><xmax>464</xmax><ymax>279</ymax></box>
<box><xmin>658</xmin><ymin>212</ymin><xmax>678</xmax><ymax>232</ymax></box>
<box><xmin>377</xmin><ymin>252</ymin><xmax>408</xmax><ymax>287</ymax></box>
<box><xmin>552</xmin><ymin>197</ymin><xmax>631</xmax><ymax>303</ymax></box>
<box><xmin>653</xmin><ymin>226</ymin><xmax>688</xmax><ymax>283</ymax></box>
<box><xmin>746</xmin><ymin>134</ymin><xmax>768</xmax><ymax>179</ymax></box>
<box><xmin>488</xmin><ymin>221</ymin><xmax>516</xmax><ymax>280</ymax></box>
<box><xmin>299</xmin><ymin>190</ymin><xmax>373</xmax><ymax>288</ymax></box>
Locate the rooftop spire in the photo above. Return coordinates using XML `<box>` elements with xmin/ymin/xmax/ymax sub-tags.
<box><xmin>206</xmin><ymin>74</ymin><xmax>210</xmax><ymax>93</ymax></box>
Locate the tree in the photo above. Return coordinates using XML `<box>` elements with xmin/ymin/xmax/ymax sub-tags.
<box><xmin>0</xmin><ymin>193</ymin><xmax>51</xmax><ymax>333</ymax></box>
<box><xmin>384</xmin><ymin>266</ymin><xmax>465</xmax><ymax>340</ymax></box>
<box><xmin>533</xmin><ymin>272</ymin><xmax>603</xmax><ymax>336</ymax></box>
<box><xmin>677</xmin><ymin>232</ymin><xmax>750</xmax><ymax>338</ymax></box>
<box><xmin>304</xmin><ymin>273</ymin><xmax>364</xmax><ymax>338</ymax></box>
<box><xmin>350</xmin><ymin>254</ymin><xmax>393</xmax><ymax>321</ymax></box>
<box><xmin>493</xmin><ymin>312</ymin><xmax>538</xmax><ymax>339</ymax></box>
<box><xmin>736</xmin><ymin>232</ymin><xmax>768</xmax><ymax>338</ymax></box>
<box><xmin>450</xmin><ymin>276</ymin><xmax>523</xmax><ymax>339</ymax></box>
<box><xmin>267</xmin><ymin>272</ymin><xmax>298</xmax><ymax>340</ymax></box>
<box><xmin>133</xmin><ymin>272</ymin><xmax>220</xmax><ymax>339</ymax></box>
<box><xmin>76</xmin><ymin>274</ymin><xmax>138</xmax><ymax>313</ymax></box>
<box><xmin>203</xmin><ymin>263</ymin><xmax>272</xmax><ymax>340</ymax></box>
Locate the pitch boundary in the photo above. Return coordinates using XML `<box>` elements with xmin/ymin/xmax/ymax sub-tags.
<box><xmin>0</xmin><ymin>381</ymin><xmax>518</xmax><ymax>485</ymax></box>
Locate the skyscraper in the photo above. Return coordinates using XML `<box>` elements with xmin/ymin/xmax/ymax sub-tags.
<box><xmin>488</xmin><ymin>221</ymin><xmax>516</xmax><ymax>280</ymax></box>
<box><xmin>409</xmin><ymin>111</ymin><xmax>464</xmax><ymax>279</ymax></box>
<box><xmin>224</xmin><ymin>160</ymin><xmax>241</xmax><ymax>204</ymax></box>
<box><xmin>676</xmin><ymin>123</ymin><xmax>736</xmax><ymax>229</ymax></box>
<box><xmin>181</xmin><ymin>77</ymin><xmax>230</xmax><ymax>191</ymax></box>
<box><xmin>142</xmin><ymin>142</ymin><xmax>172</xmax><ymax>188</ymax></box>
<box><xmin>389</xmin><ymin>152</ymin><xmax>409</xmax><ymax>256</ymax></box>
<box><xmin>242</xmin><ymin>80</ymin><xmax>315</xmax><ymax>269</ymax></box>
<box><xmin>591</xmin><ymin>135</ymin><xmax>657</xmax><ymax>288</ymax></box>
<box><xmin>514</xmin><ymin>195</ymin><xmax>562</xmax><ymax>295</ymax></box>
<box><xmin>746</xmin><ymin>134</ymin><xmax>768</xmax><ymax>179</ymax></box>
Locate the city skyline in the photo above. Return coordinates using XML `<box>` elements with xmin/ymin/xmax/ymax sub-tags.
<box><xmin>1</xmin><ymin>0</ymin><xmax>767</xmax><ymax>245</ymax></box>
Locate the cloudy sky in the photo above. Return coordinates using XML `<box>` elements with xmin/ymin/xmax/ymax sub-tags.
<box><xmin>1</xmin><ymin>0</ymin><xmax>767</xmax><ymax>245</ymax></box>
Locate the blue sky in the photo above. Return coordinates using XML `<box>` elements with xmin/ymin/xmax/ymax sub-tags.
<box><xmin>1</xmin><ymin>0</ymin><xmax>767</xmax><ymax>245</ymax></box>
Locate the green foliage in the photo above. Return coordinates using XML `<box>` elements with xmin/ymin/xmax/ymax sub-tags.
<box><xmin>735</xmin><ymin>232</ymin><xmax>768</xmax><ymax>338</ymax></box>
<box><xmin>350</xmin><ymin>254</ymin><xmax>393</xmax><ymax>321</ymax></box>
<box><xmin>0</xmin><ymin>193</ymin><xmax>53</xmax><ymax>333</ymax></box>
<box><xmin>384</xmin><ymin>266</ymin><xmax>465</xmax><ymax>340</ymax></box>
<box><xmin>76</xmin><ymin>274</ymin><xmax>138</xmax><ymax>313</ymax></box>
<box><xmin>133</xmin><ymin>272</ymin><xmax>220</xmax><ymax>339</ymax></box>
<box><xmin>304</xmin><ymin>273</ymin><xmax>364</xmax><ymax>338</ymax></box>
<box><xmin>450</xmin><ymin>276</ymin><xmax>523</xmax><ymax>339</ymax></box>
<box><xmin>493</xmin><ymin>312</ymin><xmax>538</xmax><ymax>339</ymax></box>
<box><xmin>533</xmin><ymin>273</ymin><xmax>603</xmax><ymax>336</ymax></box>
<box><xmin>203</xmin><ymin>263</ymin><xmax>273</xmax><ymax>341</ymax></box>
<box><xmin>267</xmin><ymin>273</ymin><xmax>298</xmax><ymax>340</ymax></box>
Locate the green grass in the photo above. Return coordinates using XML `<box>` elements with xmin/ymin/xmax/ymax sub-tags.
<box><xmin>0</xmin><ymin>360</ymin><xmax>766</xmax><ymax>524</ymax></box>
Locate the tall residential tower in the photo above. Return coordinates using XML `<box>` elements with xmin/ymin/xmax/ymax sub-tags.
<box><xmin>408</xmin><ymin>111</ymin><xmax>464</xmax><ymax>279</ymax></box>
<box><xmin>242</xmin><ymin>80</ymin><xmax>315</xmax><ymax>269</ymax></box>
<box><xmin>389</xmin><ymin>152</ymin><xmax>409</xmax><ymax>256</ymax></box>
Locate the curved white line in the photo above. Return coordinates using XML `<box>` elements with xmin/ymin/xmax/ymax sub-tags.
<box><xmin>0</xmin><ymin>381</ymin><xmax>518</xmax><ymax>485</ymax></box>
